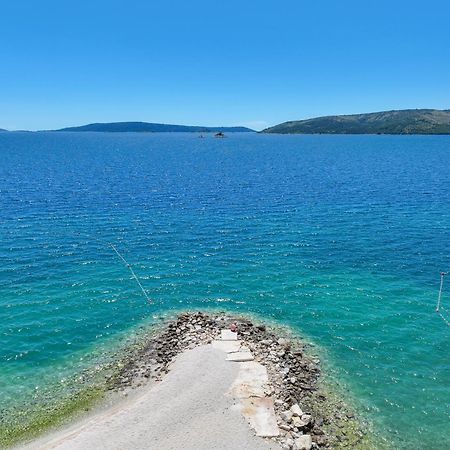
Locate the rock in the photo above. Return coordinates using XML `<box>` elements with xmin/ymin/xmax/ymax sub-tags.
<box><xmin>314</xmin><ymin>435</ymin><xmax>328</xmax><ymax>446</ymax></box>
<box><xmin>292</xmin><ymin>416</ymin><xmax>308</xmax><ymax>428</ymax></box>
<box><xmin>290</xmin><ymin>404</ymin><xmax>303</xmax><ymax>416</ymax></box>
<box><xmin>301</xmin><ymin>414</ymin><xmax>312</xmax><ymax>425</ymax></box>
<box><xmin>294</xmin><ymin>435</ymin><xmax>312</xmax><ymax>450</ymax></box>
<box><xmin>264</xmin><ymin>386</ymin><xmax>275</xmax><ymax>396</ymax></box>
<box><xmin>285</xmin><ymin>438</ymin><xmax>295</xmax><ymax>448</ymax></box>
<box><xmin>280</xmin><ymin>410</ymin><xmax>293</xmax><ymax>422</ymax></box>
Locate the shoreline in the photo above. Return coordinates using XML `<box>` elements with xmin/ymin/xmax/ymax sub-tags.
<box><xmin>9</xmin><ymin>311</ymin><xmax>378</xmax><ymax>450</ymax></box>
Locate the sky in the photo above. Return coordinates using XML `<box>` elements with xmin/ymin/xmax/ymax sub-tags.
<box><xmin>1</xmin><ymin>0</ymin><xmax>449</xmax><ymax>131</ymax></box>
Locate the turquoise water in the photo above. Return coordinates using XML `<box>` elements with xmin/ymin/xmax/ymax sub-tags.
<box><xmin>0</xmin><ymin>132</ymin><xmax>449</xmax><ymax>448</ymax></box>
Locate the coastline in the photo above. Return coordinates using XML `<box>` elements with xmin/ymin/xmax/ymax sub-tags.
<box><xmin>7</xmin><ymin>311</ymin><xmax>380</xmax><ymax>450</ymax></box>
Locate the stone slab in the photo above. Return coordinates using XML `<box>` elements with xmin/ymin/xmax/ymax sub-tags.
<box><xmin>226</xmin><ymin>352</ymin><xmax>254</xmax><ymax>362</ymax></box>
<box><xmin>230</xmin><ymin>361</ymin><xmax>268</xmax><ymax>399</ymax></box>
<box><xmin>211</xmin><ymin>340</ymin><xmax>242</xmax><ymax>353</ymax></box>
<box><xmin>220</xmin><ymin>329</ymin><xmax>238</xmax><ymax>341</ymax></box>
<box><xmin>238</xmin><ymin>345</ymin><xmax>250</xmax><ymax>353</ymax></box>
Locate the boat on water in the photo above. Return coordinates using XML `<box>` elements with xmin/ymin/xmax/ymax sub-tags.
<box><xmin>214</xmin><ymin>132</ymin><xmax>225</xmax><ymax>138</ymax></box>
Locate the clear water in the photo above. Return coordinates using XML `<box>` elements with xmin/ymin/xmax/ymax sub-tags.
<box><xmin>0</xmin><ymin>132</ymin><xmax>449</xmax><ymax>448</ymax></box>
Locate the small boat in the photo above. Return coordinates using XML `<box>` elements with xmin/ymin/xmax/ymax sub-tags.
<box><xmin>214</xmin><ymin>132</ymin><xmax>225</xmax><ymax>138</ymax></box>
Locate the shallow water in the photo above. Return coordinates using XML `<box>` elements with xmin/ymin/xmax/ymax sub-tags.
<box><xmin>0</xmin><ymin>132</ymin><xmax>449</xmax><ymax>448</ymax></box>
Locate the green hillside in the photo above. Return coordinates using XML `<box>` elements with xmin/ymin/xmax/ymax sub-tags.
<box><xmin>262</xmin><ymin>109</ymin><xmax>450</xmax><ymax>135</ymax></box>
<box><xmin>55</xmin><ymin>122</ymin><xmax>254</xmax><ymax>133</ymax></box>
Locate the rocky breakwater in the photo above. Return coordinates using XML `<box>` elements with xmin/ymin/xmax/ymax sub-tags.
<box><xmin>107</xmin><ymin>312</ymin><xmax>370</xmax><ymax>450</ymax></box>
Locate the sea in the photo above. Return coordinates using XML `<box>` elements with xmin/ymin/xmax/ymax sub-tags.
<box><xmin>0</xmin><ymin>132</ymin><xmax>449</xmax><ymax>449</ymax></box>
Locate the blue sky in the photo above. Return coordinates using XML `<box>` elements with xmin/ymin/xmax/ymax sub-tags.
<box><xmin>1</xmin><ymin>0</ymin><xmax>449</xmax><ymax>130</ymax></box>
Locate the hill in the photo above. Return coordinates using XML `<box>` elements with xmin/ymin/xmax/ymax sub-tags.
<box><xmin>0</xmin><ymin>128</ymin><xmax>8</xmax><ymax>132</ymax></box>
<box><xmin>262</xmin><ymin>109</ymin><xmax>450</xmax><ymax>135</ymax></box>
<box><xmin>55</xmin><ymin>122</ymin><xmax>254</xmax><ymax>133</ymax></box>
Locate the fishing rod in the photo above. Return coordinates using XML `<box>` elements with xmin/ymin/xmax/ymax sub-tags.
<box><xmin>436</xmin><ymin>272</ymin><xmax>449</xmax><ymax>326</ymax></box>
<box><xmin>75</xmin><ymin>232</ymin><xmax>152</xmax><ymax>304</ymax></box>
<box><xmin>108</xmin><ymin>242</ymin><xmax>152</xmax><ymax>303</ymax></box>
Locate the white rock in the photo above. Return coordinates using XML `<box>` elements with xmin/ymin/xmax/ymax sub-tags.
<box><xmin>285</xmin><ymin>438</ymin><xmax>295</xmax><ymax>448</ymax></box>
<box><xmin>290</xmin><ymin>404</ymin><xmax>303</xmax><ymax>417</ymax></box>
<box><xmin>292</xmin><ymin>416</ymin><xmax>308</xmax><ymax>428</ymax></box>
<box><xmin>294</xmin><ymin>435</ymin><xmax>312</xmax><ymax>450</ymax></box>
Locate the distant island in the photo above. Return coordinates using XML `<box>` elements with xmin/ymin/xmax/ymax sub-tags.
<box><xmin>262</xmin><ymin>109</ymin><xmax>450</xmax><ymax>135</ymax></box>
<box><xmin>53</xmin><ymin>122</ymin><xmax>254</xmax><ymax>133</ymax></box>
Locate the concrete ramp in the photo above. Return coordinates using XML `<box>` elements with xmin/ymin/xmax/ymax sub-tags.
<box><xmin>215</xmin><ymin>330</ymin><xmax>280</xmax><ymax>439</ymax></box>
